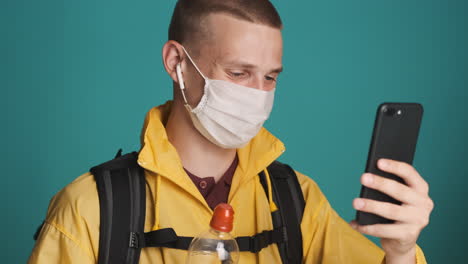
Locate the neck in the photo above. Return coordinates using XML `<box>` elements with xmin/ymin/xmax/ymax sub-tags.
<box><xmin>166</xmin><ymin>98</ymin><xmax>236</xmax><ymax>183</ymax></box>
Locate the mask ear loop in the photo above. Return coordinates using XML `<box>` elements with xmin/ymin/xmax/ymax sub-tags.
<box><xmin>178</xmin><ymin>46</ymin><xmax>209</xmax><ymax>113</ymax></box>
<box><xmin>180</xmin><ymin>46</ymin><xmax>208</xmax><ymax>80</ymax></box>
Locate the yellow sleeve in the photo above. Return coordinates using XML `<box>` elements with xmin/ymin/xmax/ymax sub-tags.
<box><xmin>296</xmin><ymin>171</ymin><xmax>427</xmax><ymax>264</ymax></box>
<box><xmin>28</xmin><ymin>221</ymin><xmax>95</xmax><ymax>264</ymax></box>
<box><xmin>28</xmin><ymin>172</ymin><xmax>99</xmax><ymax>264</ymax></box>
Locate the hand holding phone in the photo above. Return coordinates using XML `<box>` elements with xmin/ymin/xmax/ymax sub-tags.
<box><xmin>351</xmin><ymin>102</ymin><xmax>434</xmax><ymax>261</ymax></box>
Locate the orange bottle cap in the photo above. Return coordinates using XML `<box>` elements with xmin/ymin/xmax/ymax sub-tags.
<box><xmin>210</xmin><ymin>203</ymin><xmax>234</xmax><ymax>233</ymax></box>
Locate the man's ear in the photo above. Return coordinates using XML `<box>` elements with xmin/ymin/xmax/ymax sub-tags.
<box><xmin>162</xmin><ymin>40</ymin><xmax>184</xmax><ymax>84</ymax></box>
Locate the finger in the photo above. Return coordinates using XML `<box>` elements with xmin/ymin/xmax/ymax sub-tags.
<box><xmin>361</xmin><ymin>173</ymin><xmax>426</xmax><ymax>206</ymax></box>
<box><xmin>353</xmin><ymin>198</ymin><xmax>414</xmax><ymax>223</ymax></box>
<box><xmin>356</xmin><ymin>223</ymin><xmax>419</xmax><ymax>242</ymax></box>
<box><xmin>377</xmin><ymin>159</ymin><xmax>428</xmax><ymax>194</ymax></box>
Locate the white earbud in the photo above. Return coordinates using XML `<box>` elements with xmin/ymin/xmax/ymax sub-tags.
<box><xmin>176</xmin><ymin>63</ymin><xmax>185</xmax><ymax>90</ymax></box>
<box><xmin>176</xmin><ymin>62</ymin><xmax>190</xmax><ymax>106</ymax></box>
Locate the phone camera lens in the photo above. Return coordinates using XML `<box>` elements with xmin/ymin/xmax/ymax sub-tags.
<box><xmin>397</xmin><ymin>110</ymin><xmax>402</xmax><ymax>115</ymax></box>
<box><xmin>384</xmin><ymin>107</ymin><xmax>396</xmax><ymax>116</ymax></box>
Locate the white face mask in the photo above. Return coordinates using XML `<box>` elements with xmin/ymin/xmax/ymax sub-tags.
<box><xmin>176</xmin><ymin>46</ymin><xmax>275</xmax><ymax>149</ymax></box>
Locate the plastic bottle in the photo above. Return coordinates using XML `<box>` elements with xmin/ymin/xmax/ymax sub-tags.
<box><xmin>186</xmin><ymin>203</ymin><xmax>240</xmax><ymax>264</ymax></box>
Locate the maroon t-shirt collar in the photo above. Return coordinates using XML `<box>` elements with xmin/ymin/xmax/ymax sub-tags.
<box><xmin>183</xmin><ymin>154</ymin><xmax>238</xmax><ymax>209</ymax></box>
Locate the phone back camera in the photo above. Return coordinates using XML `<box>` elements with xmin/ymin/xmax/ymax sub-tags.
<box><xmin>383</xmin><ymin>107</ymin><xmax>403</xmax><ymax>118</ymax></box>
<box><xmin>383</xmin><ymin>107</ymin><xmax>396</xmax><ymax>116</ymax></box>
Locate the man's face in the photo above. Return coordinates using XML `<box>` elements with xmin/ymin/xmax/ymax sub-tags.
<box><xmin>181</xmin><ymin>13</ymin><xmax>283</xmax><ymax>107</ymax></box>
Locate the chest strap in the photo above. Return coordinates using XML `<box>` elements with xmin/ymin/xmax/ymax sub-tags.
<box><xmin>129</xmin><ymin>227</ymin><xmax>287</xmax><ymax>253</ymax></box>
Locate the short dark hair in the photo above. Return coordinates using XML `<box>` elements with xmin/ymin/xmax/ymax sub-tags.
<box><xmin>168</xmin><ymin>0</ymin><xmax>282</xmax><ymax>44</ymax></box>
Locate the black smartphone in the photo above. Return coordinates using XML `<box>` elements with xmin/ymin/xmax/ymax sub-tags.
<box><xmin>356</xmin><ymin>102</ymin><xmax>423</xmax><ymax>225</ymax></box>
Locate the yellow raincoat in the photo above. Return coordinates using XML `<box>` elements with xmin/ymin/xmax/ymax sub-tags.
<box><xmin>29</xmin><ymin>100</ymin><xmax>427</xmax><ymax>263</ymax></box>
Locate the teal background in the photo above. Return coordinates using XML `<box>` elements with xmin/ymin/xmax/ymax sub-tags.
<box><xmin>3</xmin><ymin>0</ymin><xmax>467</xmax><ymax>263</ymax></box>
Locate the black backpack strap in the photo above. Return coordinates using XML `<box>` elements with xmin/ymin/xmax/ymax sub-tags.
<box><xmin>259</xmin><ymin>160</ymin><xmax>305</xmax><ymax>264</ymax></box>
<box><xmin>235</xmin><ymin>227</ymin><xmax>286</xmax><ymax>253</ymax></box>
<box><xmin>90</xmin><ymin>150</ymin><xmax>146</xmax><ymax>264</ymax></box>
<box><xmin>139</xmin><ymin>227</ymin><xmax>285</xmax><ymax>253</ymax></box>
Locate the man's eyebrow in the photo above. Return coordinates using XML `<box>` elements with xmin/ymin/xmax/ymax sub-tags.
<box><xmin>222</xmin><ymin>60</ymin><xmax>283</xmax><ymax>74</ymax></box>
<box><xmin>271</xmin><ymin>66</ymin><xmax>283</xmax><ymax>74</ymax></box>
<box><xmin>223</xmin><ymin>60</ymin><xmax>257</xmax><ymax>69</ymax></box>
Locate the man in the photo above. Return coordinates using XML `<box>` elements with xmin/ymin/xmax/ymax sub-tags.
<box><xmin>29</xmin><ymin>0</ymin><xmax>433</xmax><ymax>263</ymax></box>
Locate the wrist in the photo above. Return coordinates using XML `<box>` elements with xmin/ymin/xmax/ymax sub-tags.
<box><xmin>384</xmin><ymin>246</ymin><xmax>416</xmax><ymax>264</ymax></box>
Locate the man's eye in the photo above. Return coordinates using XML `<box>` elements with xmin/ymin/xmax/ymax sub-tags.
<box><xmin>265</xmin><ymin>76</ymin><xmax>277</xmax><ymax>82</ymax></box>
<box><xmin>231</xmin><ymin>72</ymin><xmax>245</xmax><ymax>77</ymax></box>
